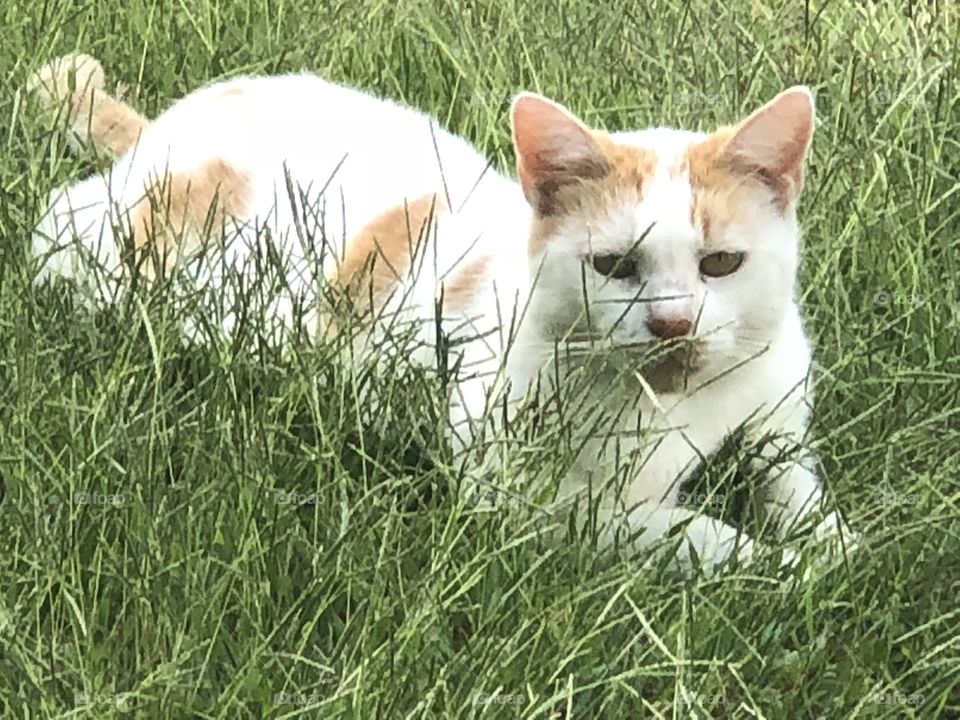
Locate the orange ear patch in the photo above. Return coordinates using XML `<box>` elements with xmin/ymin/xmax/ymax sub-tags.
<box><xmin>680</xmin><ymin>128</ymin><xmax>748</xmax><ymax>240</ymax></box>
<box><xmin>511</xmin><ymin>93</ymin><xmax>612</xmax><ymax>215</ymax></box>
<box><xmin>326</xmin><ymin>194</ymin><xmax>447</xmax><ymax>318</ymax></box>
<box><xmin>721</xmin><ymin>87</ymin><xmax>814</xmax><ymax>199</ymax></box>
<box><xmin>680</xmin><ymin>127</ymin><xmax>737</xmax><ymax>189</ymax></box>
<box><xmin>599</xmin><ymin>136</ymin><xmax>659</xmax><ymax>196</ymax></box>
<box><xmin>510</xmin><ymin>92</ymin><xmax>664</xmax><ymax>261</ymax></box>
<box><xmin>682</xmin><ymin>87</ymin><xmax>815</xmax><ymax>223</ymax></box>
<box><xmin>526</xmin><ymin>137</ymin><xmax>658</xmax><ymax>257</ymax></box>
<box><xmin>129</xmin><ymin>158</ymin><xmax>252</xmax><ymax>277</ymax></box>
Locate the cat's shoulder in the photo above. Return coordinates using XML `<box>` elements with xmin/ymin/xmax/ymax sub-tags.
<box><xmin>167</xmin><ymin>71</ymin><xmax>345</xmax><ymax>107</ymax></box>
<box><xmin>155</xmin><ymin>71</ymin><xmax>428</xmax><ymax>130</ymax></box>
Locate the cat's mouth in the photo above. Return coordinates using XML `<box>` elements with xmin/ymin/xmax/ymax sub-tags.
<box><xmin>639</xmin><ymin>339</ymin><xmax>706</xmax><ymax>393</ymax></box>
<box><xmin>551</xmin><ymin>328</ymin><xmax>708</xmax><ymax>393</ymax></box>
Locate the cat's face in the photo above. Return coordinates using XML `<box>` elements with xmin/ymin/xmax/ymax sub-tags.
<box><xmin>511</xmin><ymin>88</ymin><xmax>814</xmax><ymax>392</ymax></box>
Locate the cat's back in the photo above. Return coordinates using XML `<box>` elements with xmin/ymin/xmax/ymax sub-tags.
<box><xmin>146</xmin><ymin>73</ymin><xmax>439</xmax><ymax>161</ymax></box>
<box><xmin>123</xmin><ymin>73</ymin><xmax>499</xmax><ymax>230</ymax></box>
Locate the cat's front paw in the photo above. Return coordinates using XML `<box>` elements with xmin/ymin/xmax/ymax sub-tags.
<box><xmin>783</xmin><ymin>512</ymin><xmax>861</xmax><ymax>582</ymax></box>
<box><xmin>811</xmin><ymin>511</ymin><xmax>859</xmax><ymax>547</ymax></box>
<box><xmin>27</xmin><ymin>53</ymin><xmax>105</xmax><ymax>111</ymax></box>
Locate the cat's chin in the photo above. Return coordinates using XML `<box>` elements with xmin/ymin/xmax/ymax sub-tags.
<box><xmin>638</xmin><ymin>342</ymin><xmax>706</xmax><ymax>394</ymax></box>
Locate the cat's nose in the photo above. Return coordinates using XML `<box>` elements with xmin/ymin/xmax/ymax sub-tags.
<box><xmin>646</xmin><ymin>315</ymin><xmax>692</xmax><ymax>340</ymax></box>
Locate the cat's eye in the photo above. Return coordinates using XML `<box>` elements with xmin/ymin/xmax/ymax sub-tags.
<box><xmin>699</xmin><ymin>251</ymin><xmax>745</xmax><ymax>278</ymax></box>
<box><xmin>591</xmin><ymin>254</ymin><xmax>638</xmax><ymax>280</ymax></box>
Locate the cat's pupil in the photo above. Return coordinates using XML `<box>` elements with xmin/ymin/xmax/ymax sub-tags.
<box><xmin>591</xmin><ymin>254</ymin><xmax>637</xmax><ymax>280</ymax></box>
<box><xmin>699</xmin><ymin>251</ymin><xmax>745</xmax><ymax>278</ymax></box>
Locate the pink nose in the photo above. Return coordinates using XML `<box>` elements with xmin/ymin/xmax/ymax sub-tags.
<box><xmin>646</xmin><ymin>316</ymin><xmax>692</xmax><ymax>340</ymax></box>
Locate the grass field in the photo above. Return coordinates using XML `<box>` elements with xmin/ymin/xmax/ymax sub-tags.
<box><xmin>1</xmin><ymin>1</ymin><xmax>959</xmax><ymax>717</ymax></box>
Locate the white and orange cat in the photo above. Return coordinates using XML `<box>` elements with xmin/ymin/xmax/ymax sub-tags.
<box><xmin>28</xmin><ymin>53</ymin><xmax>856</xmax><ymax>574</ymax></box>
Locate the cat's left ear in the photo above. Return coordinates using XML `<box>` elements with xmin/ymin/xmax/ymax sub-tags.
<box><xmin>510</xmin><ymin>92</ymin><xmax>612</xmax><ymax>215</ymax></box>
<box><xmin>721</xmin><ymin>86</ymin><xmax>815</xmax><ymax>205</ymax></box>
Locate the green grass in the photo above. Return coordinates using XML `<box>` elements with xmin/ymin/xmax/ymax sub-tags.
<box><xmin>2</xmin><ymin>0</ymin><xmax>959</xmax><ymax>717</ymax></box>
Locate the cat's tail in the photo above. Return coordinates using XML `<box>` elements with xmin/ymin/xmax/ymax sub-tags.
<box><xmin>26</xmin><ymin>52</ymin><xmax>150</xmax><ymax>158</ymax></box>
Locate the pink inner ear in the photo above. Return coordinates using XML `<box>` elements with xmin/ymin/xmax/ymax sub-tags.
<box><xmin>511</xmin><ymin>94</ymin><xmax>610</xmax><ymax>213</ymax></box>
<box><xmin>722</xmin><ymin>88</ymin><xmax>814</xmax><ymax>190</ymax></box>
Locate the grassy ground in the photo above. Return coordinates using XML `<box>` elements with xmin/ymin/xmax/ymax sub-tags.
<box><xmin>1</xmin><ymin>0</ymin><xmax>959</xmax><ymax>717</ymax></box>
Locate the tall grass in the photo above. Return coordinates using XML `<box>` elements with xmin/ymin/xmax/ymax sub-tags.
<box><xmin>1</xmin><ymin>1</ymin><xmax>958</xmax><ymax>717</ymax></box>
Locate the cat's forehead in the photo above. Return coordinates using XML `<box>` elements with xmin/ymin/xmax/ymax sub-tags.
<box><xmin>533</xmin><ymin>125</ymin><xmax>770</xmax><ymax>256</ymax></box>
<box><xmin>603</xmin><ymin>128</ymin><xmax>708</xmax><ymax>244</ymax></box>
<box><xmin>606</xmin><ymin>127</ymin><xmax>712</xmax><ymax>191</ymax></box>
<box><xmin>608</xmin><ymin>127</ymin><xmax>708</xmax><ymax>157</ymax></box>
<box><xmin>599</xmin><ymin>126</ymin><xmax>766</xmax><ymax>249</ymax></box>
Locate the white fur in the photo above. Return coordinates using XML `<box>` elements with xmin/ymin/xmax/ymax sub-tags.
<box><xmin>32</xmin><ymin>73</ymin><xmax>853</xmax><ymax>574</ymax></box>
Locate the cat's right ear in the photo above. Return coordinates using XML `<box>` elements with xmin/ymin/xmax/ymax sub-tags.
<box><xmin>510</xmin><ymin>93</ymin><xmax>611</xmax><ymax>215</ymax></box>
<box><xmin>719</xmin><ymin>86</ymin><xmax>816</xmax><ymax>207</ymax></box>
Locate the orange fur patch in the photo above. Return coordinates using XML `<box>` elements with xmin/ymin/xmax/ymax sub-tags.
<box><xmin>596</xmin><ymin>135</ymin><xmax>659</xmax><ymax>194</ymax></box>
<box><xmin>683</xmin><ymin>120</ymin><xmax>806</xmax><ymax>229</ymax></box>
<box><xmin>129</xmin><ymin>158</ymin><xmax>252</xmax><ymax>276</ymax></box>
<box><xmin>220</xmin><ymin>86</ymin><xmax>247</xmax><ymax>98</ymax></box>
<box><xmin>326</xmin><ymin>194</ymin><xmax>447</xmax><ymax>317</ymax></box>
<box><xmin>682</xmin><ymin>128</ymin><xmax>786</xmax><ymax>243</ymax></box>
<box><xmin>72</xmin><ymin>92</ymin><xmax>150</xmax><ymax>157</ymax></box>
<box><xmin>528</xmin><ymin>136</ymin><xmax>658</xmax><ymax>256</ymax></box>
<box><xmin>31</xmin><ymin>54</ymin><xmax>149</xmax><ymax>158</ymax></box>
<box><xmin>441</xmin><ymin>254</ymin><xmax>491</xmax><ymax>313</ymax></box>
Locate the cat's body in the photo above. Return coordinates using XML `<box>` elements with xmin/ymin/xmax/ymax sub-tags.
<box><xmin>33</xmin><ymin>72</ymin><xmax>529</xmax><ymax>340</ymax></box>
<box><xmin>29</xmin><ymin>54</ymin><xmax>854</xmax><ymax>573</ymax></box>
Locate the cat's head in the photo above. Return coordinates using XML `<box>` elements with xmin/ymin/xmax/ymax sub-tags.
<box><xmin>511</xmin><ymin>87</ymin><xmax>814</xmax><ymax>392</ymax></box>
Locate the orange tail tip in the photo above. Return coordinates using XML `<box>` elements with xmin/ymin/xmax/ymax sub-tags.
<box><xmin>27</xmin><ymin>52</ymin><xmax>150</xmax><ymax>158</ymax></box>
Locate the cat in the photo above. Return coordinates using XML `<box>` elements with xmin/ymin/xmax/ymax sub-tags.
<box><xmin>28</xmin><ymin>53</ymin><xmax>856</xmax><ymax>574</ymax></box>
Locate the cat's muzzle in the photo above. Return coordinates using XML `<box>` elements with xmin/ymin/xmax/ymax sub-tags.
<box><xmin>639</xmin><ymin>338</ymin><xmax>705</xmax><ymax>393</ymax></box>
